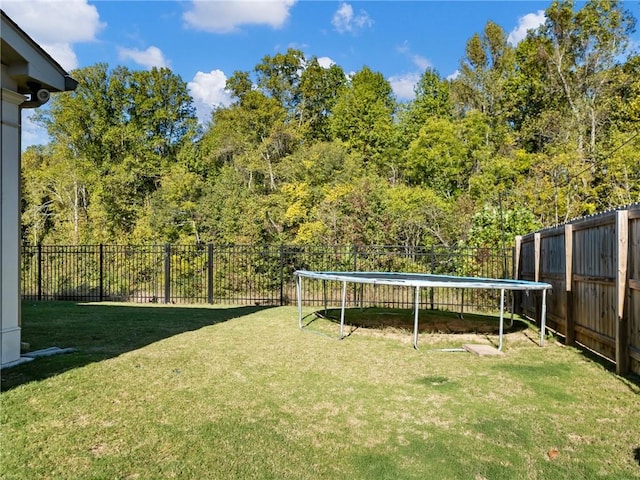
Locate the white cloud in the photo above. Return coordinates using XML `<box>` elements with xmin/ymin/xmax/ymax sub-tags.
<box><xmin>332</xmin><ymin>2</ymin><xmax>373</xmax><ymax>34</ymax></box>
<box><xmin>287</xmin><ymin>42</ymin><xmax>309</xmax><ymax>51</ymax></box>
<box><xmin>411</xmin><ymin>54</ymin><xmax>432</xmax><ymax>71</ymax></box>
<box><xmin>1</xmin><ymin>0</ymin><xmax>104</xmax><ymax>71</ymax></box>
<box><xmin>21</xmin><ymin>110</ymin><xmax>49</xmax><ymax>150</ymax></box>
<box><xmin>40</xmin><ymin>43</ymin><xmax>79</xmax><ymax>73</ymax></box>
<box><xmin>389</xmin><ymin>72</ymin><xmax>421</xmax><ymax>101</ymax></box>
<box><xmin>188</xmin><ymin>70</ymin><xmax>233</xmax><ymax>124</ymax></box>
<box><xmin>397</xmin><ymin>42</ymin><xmax>432</xmax><ymax>71</ymax></box>
<box><xmin>317</xmin><ymin>57</ymin><xmax>335</xmax><ymax>69</ymax></box>
<box><xmin>118</xmin><ymin>46</ymin><xmax>170</xmax><ymax>70</ymax></box>
<box><xmin>508</xmin><ymin>10</ymin><xmax>546</xmax><ymax>46</ymax></box>
<box><xmin>183</xmin><ymin>0</ymin><xmax>296</xmax><ymax>33</ymax></box>
<box><xmin>446</xmin><ymin>70</ymin><xmax>460</xmax><ymax>81</ymax></box>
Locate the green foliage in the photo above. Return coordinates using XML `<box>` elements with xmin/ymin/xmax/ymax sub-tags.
<box><xmin>467</xmin><ymin>204</ymin><xmax>540</xmax><ymax>249</ymax></box>
<box><xmin>403</xmin><ymin>117</ymin><xmax>468</xmax><ymax>196</ymax></box>
<box><xmin>452</xmin><ymin>21</ymin><xmax>515</xmax><ymax>122</ymax></box>
<box><xmin>21</xmin><ymin>1</ymin><xmax>640</xmax><ymax>247</ymax></box>
<box><xmin>329</xmin><ymin>66</ymin><xmax>397</xmax><ymax>171</ymax></box>
<box><xmin>254</xmin><ymin>48</ymin><xmax>305</xmax><ymax>118</ymax></box>
<box><xmin>397</xmin><ymin>68</ymin><xmax>453</xmax><ymax>148</ymax></box>
<box><xmin>28</xmin><ymin>64</ymin><xmax>198</xmax><ymax>244</ymax></box>
<box><xmin>299</xmin><ymin>57</ymin><xmax>347</xmax><ymax>141</ymax></box>
<box><xmin>383</xmin><ymin>185</ymin><xmax>453</xmax><ymax>248</ymax></box>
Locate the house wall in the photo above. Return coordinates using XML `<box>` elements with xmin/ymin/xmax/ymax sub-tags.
<box><xmin>1</xmin><ymin>82</ymin><xmax>25</xmax><ymax>366</ymax></box>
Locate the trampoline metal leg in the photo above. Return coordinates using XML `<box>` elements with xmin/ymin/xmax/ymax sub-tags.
<box><xmin>540</xmin><ymin>289</ymin><xmax>547</xmax><ymax>347</ymax></box>
<box><xmin>339</xmin><ymin>280</ymin><xmax>347</xmax><ymax>340</ymax></box>
<box><xmin>296</xmin><ymin>275</ymin><xmax>303</xmax><ymax>330</ymax></box>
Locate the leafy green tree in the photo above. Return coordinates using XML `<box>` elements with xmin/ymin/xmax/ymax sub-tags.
<box><xmin>197</xmin><ymin>165</ymin><xmax>264</xmax><ymax>244</ymax></box>
<box><xmin>127</xmin><ymin>68</ymin><xmax>198</xmax><ymax>159</ymax></box>
<box><xmin>299</xmin><ymin>57</ymin><xmax>346</xmax><ymax>141</ymax></box>
<box><xmin>403</xmin><ymin>117</ymin><xmax>467</xmax><ymax>196</ymax></box>
<box><xmin>254</xmin><ymin>48</ymin><xmax>305</xmax><ymax>120</ymax></box>
<box><xmin>226</xmin><ymin>70</ymin><xmax>253</xmax><ymax>101</ymax></box>
<box><xmin>133</xmin><ymin>163</ymin><xmax>205</xmax><ymax>243</ymax></box>
<box><xmin>467</xmin><ymin>204</ymin><xmax>540</xmax><ymax>249</ymax></box>
<box><xmin>278</xmin><ymin>140</ymin><xmax>355</xmax><ymax>187</ymax></box>
<box><xmin>591</xmin><ymin>129</ymin><xmax>640</xmax><ymax>208</ymax></box>
<box><xmin>33</xmin><ymin>63</ymin><xmax>198</xmax><ymax>241</ymax></box>
<box><xmin>201</xmin><ymin>90</ymin><xmax>291</xmax><ymax>191</ymax></box>
<box><xmin>329</xmin><ymin>66</ymin><xmax>397</xmax><ymax>173</ymax></box>
<box><xmin>505</xmin><ymin>35</ymin><xmax>559</xmax><ymax>153</ymax></box>
<box><xmin>384</xmin><ymin>185</ymin><xmax>454</xmax><ymax>248</ymax></box>
<box><xmin>21</xmin><ymin>145</ymin><xmax>92</xmax><ymax>244</ymax></box>
<box><xmin>452</xmin><ymin>21</ymin><xmax>515</xmax><ymax>125</ymax></box>
<box><xmin>398</xmin><ymin>68</ymin><xmax>452</xmax><ymax>147</ymax></box>
<box><xmin>313</xmin><ymin>175</ymin><xmax>390</xmax><ymax>245</ymax></box>
<box><xmin>534</xmin><ymin>0</ymin><xmax>636</xmax><ymax>160</ymax></box>
<box><xmin>598</xmin><ymin>55</ymin><xmax>640</xmax><ymax>207</ymax></box>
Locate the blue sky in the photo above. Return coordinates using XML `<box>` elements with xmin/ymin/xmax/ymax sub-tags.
<box><xmin>4</xmin><ymin>1</ymin><xmax>639</xmax><ymax>148</ymax></box>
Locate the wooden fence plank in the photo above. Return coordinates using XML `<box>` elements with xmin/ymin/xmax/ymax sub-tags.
<box><xmin>534</xmin><ymin>233</ymin><xmax>541</xmax><ymax>283</ymax></box>
<box><xmin>565</xmin><ymin>224</ymin><xmax>575</xmax><ymax>346</ymax></box>
<box><xmin>616</xmin><ymin>210</ymin><xmax>629</xmax><ymax>375</ymax></box>
<box><xmin>519</xmin><ymin>204</ymin><xmax>639</xmax><ymax>375</ymax></box>
<box><xmin>630</xmin><ymin>211</ymin><xmax>640</xmax><ymax>376</ymax></box>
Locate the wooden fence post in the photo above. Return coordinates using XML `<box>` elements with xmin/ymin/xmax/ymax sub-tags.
<box><xmin>534</xmin><ymin>233</ymin><xmax>542</xmax><ymax>325</ymax></box>
<box><xmin>565</xmin><ymin>225</ymin><xmax>575</xmax><ymax>346</ymax></box>
<box><xmin>534</xmin><ymin>233</ymin><xmax>541</xmax><ymax>283</ymax></box>
<box><xmin>514</xmin><ymin>236</ymin><xmax>522</xmax><ymax>315</ymax></box>
<box><xmin>616</xmin><ymin>210</ymin><xmax>629</xmax><ymax>375</ymax></box>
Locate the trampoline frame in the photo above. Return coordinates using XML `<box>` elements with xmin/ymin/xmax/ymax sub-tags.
<box><xmin>294</xmin><ymin>270</ymin><xmax>553</xmax><ymax>350</ymax></box>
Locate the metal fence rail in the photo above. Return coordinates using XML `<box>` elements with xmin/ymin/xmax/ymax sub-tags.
<box><xmin>21</xmin><ymin>244</ymin><xmax>512</xmax><ymax>311</ymax></box>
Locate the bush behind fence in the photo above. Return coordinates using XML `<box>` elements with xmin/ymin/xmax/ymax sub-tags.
<box><xmin>21</xmin><ymin>244</ymin><xmax>513</xmax><ymax>311</ymax></box>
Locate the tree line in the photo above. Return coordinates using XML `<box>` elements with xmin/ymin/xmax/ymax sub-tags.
<box><xmin>22</xmin><ymin>0</ymin><xmax>640</xmax><ymax>250</ymax></box>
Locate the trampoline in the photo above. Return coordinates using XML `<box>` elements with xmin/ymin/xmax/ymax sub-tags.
<box><xmin>294</xmin><ymin>271</ymin><xmax>553</xmax><ymax>350</ymax></box>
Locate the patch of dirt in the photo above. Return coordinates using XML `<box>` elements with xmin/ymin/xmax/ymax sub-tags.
<box><xmin>317</xmin><ymin>308</ymin><xmax>527</xmax><ymax>335</ymax></box>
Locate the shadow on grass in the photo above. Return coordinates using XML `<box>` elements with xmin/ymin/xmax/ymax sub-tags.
<box><xmin>1</xmin><ymin>301</ymin><xmax>270</xmax><ymax>392</ymax></box>
<box><xmin>551</xmin><ymin>334</ymin><xmax>640</xmax><ymax>392</ymax></box>
<box><xmin>311</xmin><ymin>307</ymin><xmax>529</xmax><ymax>335</ymax></box>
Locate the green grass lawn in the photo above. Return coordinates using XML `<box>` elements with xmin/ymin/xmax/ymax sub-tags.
<box><xmin>2</xmin><ymin>302</ymin><xmax>639</xmax><ymax>479</ymax></box>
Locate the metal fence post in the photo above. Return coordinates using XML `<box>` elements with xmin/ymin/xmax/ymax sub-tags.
<box><xmin>99</xmin><ymin>244</ymin><xmax>104</xmax><ymax>301</ymax></box>
<box><xmin>353</xmin><ymin>244</ymin><xmax>358</xmax><ymax>271</ymax></box>
<box><xmin>164</xmin><ymin>243</ymin><xmax>171</xmax><ymax>304</ymax></box>
<box><xmin>279</xmin><ymin>244</ymin><xmax>285</xmax><ymax>306</ymax></box>
<box><xmin>37</xmin><ymin>244</ymin><xmax>42</xmax><ymax>301</ymax></box>
<box><xmin>429</xmin><ymin>245</ymin><xmax>434</xmax><ymax>309</ymax></box>
<box><xmin>352</xmin><ymin>244</ymin><xmax>358</xmax><ymax>305</ymax></box>
<box><xmin>207</xmin><ymin>243</ymin><xmax>214</xmax><ymax>304</ymax></box>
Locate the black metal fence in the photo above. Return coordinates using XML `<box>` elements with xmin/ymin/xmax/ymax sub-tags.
<box><xmin>21</xmin><ymin>244</ymin><xmax>513</xmax><ymax>312</ymax></box>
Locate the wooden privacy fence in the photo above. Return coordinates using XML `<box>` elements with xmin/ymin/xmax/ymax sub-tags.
<box><xmin>515</xmin><ymin>203</ymin><xmax>640</xmax><ymax>375</ymax></box>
